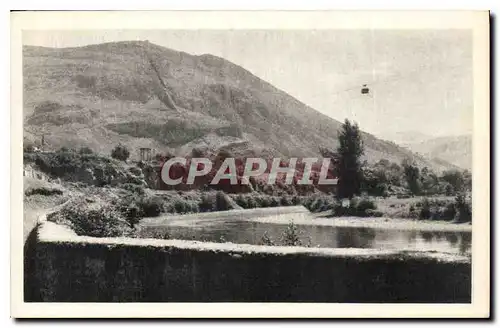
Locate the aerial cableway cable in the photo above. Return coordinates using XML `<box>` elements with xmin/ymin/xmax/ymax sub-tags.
<box><xmin>326</xmin><ymin>62</ymin><xmax>466</xmax><ymax>99</ymax></box>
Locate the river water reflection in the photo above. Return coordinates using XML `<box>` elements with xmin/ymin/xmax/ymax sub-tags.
<box><xmin>139</xmin><ymin>219</ymin><xmax>471</xmax><ymax>255</ymax></box>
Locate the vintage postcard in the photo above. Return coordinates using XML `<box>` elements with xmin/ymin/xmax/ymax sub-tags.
<box><xmin>10</xmin><ymin>11</ymin><xmax>490</xmax><ymax>318</ymax></box>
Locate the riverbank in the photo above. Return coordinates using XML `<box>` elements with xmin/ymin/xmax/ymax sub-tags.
<box><xmin>291</xmin><ymin>213</ymin><xmax>471</xmax><ymax>232</ymax></box>
<box><xmin>140</xmin><ymin>204</ymin><xmax>471</xmax><ymax>232</ymax></box>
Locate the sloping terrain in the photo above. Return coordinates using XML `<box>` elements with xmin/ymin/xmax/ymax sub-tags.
<box><xmin>380</xmin><ymin>131</ymin><xmax>433</xmax><ymax>146</ymax></box>
<box><xmin>403</xmin><ymin>135</ymin><xmax>472</xmax><ymax>171</ymax></box>
<box><xmin>23</xmin><ymin>175</ymin><xmax>68</xmax><ymax>241</ymax></box>
<box><xmin>23</xmin><ymin>41</ymin><xmax>454</xmax><ymax>170</ymax></box>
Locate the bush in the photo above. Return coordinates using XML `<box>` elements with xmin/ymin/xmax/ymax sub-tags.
<box><xmin>138</xmin><ymin>196</ymin><xmax>164</xmax><ymax>217</ymax></box>
<box><xmin>111</xmin><ymin>144</ymin><xmax>130</xmax><ymax>161</ymax></box>
<box><xmin>419</xmin><ymin>198</ymin><xmax>431</xmax><ymax>220</ymax></box>
<box><xmin>309</xmin><ymin>198</ymin><xmax>323</xmax><ymax>212</ymax></box>
<box><xmin>173</xmin><ymin>199</ymin><xmax>190</xmax><ymax>213</ymax></box>
<box><xmin>270</xmin><ymin>197</ymin><xmax>280</xmax><ymax>207</ymax></box>
<box><xmin>234</xmin><ymin>194</ymin><xmax>247</xmax><ymax>208</ymax></box>
<box><xmin>128</xmin><ymin>166</ymin><xmax>143</xmax><ymax>176</ymax></box>
<box><xmin>330</xmin><ymin>197</ymin><xmax>378</xmax><ymax>217</ymax></box>
<box><xmin>25</xmin><ymin>187</ymin><xmax>63</xmax><ymax>197</ymax></box>
<box><xmin>454</xmin><ymin>194</ymin><xmax>472</xmax><ymax>222</ymax></box>
<box><xmin>215</xmin><ymin>191</ymin><xmax>232</xmax><ymax>211</ymax></box>
<box><xmin>397</xmin><ymin>194</ymin><xmax>411</xmax><ymax>199</ymax></box>
<box><xmin>258</xmin><ymin>196</ymin><xmax>271</xmax><ymax>208</ymax></box>
<box><xmin>366</xmin><ymin>209</ymin><xmax>384</xmax><ymax>217</ymax></box>
<box><xmin>118</xmin><ymin>201</ymin><xmax>142</xmax><ymax>228</ymax></box>
<box><xmin>34</xmin><ymin>148</ymin><xmax>81</xmax><ymax>176</ymax></box>
<box><xmin>24</xmin><ymin>144</ymin><xmax>36</xmax><ymax>153</ymax></box>
<box><xmin>233</xmin><ymin>194</ymin><xmax>247</xmax><ymax>208</ymax></box>
<box><xmin>291</xmin><ymin>196</ymin><xmax>301</xmax><ymax>205</ymax></box>
<box><xmin>188</xmin><ymin>202</ymin><xmax>200</xmax><ymax>213</ymax></box>
<box><xmin>407</xmin><ymin>204</ymin><xmax>418</xmax><ymax>218</ymax></box>
<box><xmin>79</xmin><ymin>146</ymin><xmax>94</xmax><ymax>155</ymax></box>
<box><xmin>320</xmin><ymin>202</ymin><xmax>335</xmax><ymax>212</ymax></box>
<box><xmin>28</xmin><ymin>148</ymin><xmax>124</xmax><ymax>186</ymax></box>
<box><xmin>119</xmin><ymin>183</ymin><xmax>145</xmax><ymax>195</ymax></box>
<box><xmin>232</xmin><ymin>193</ymin><xmax>292</xmax><ymax>210</ymax></box>
<box><xmin>281</xmin><ymin>221</ymin><xmax>302</xmax><ymax>246</ymax></box>
<box><xmin>349</xmin><ymin>197</ymin><xmax>359</xmax><ymax>209</ymax></box>
<box><xmin>252</xmin><ymin>196</ymin><xmax>263</xmax><ymax>208</ymax></box>
<box><xmin>280</xmin><ymin>196</ymin><xmax>292</xmax><ymax>206</ymax></box>
<box><xmin>57</xmin><ymin>201</ymin><xmax>129</xmax><ymax>237</ymax></box>
<box><xmin>199</xmin><ymin>194</ymin><xmax>214</xmax><ymax>212</ymax></box>
<box><xmin>167</xmin><ymin>198</ymin><xmax>199</xmax><ymax>214</ymax></box>
<box><xmin>305</xmin><ymin>196</ymin><xmax>338</xmax><ymax>213</ymax></box>
<box><xmin>442</xmin><ymin>203</ymin><xmax>456</xmax><ymax>220</ymax></box>
<box><xmin>246</xmin><ymin>196</ymin><xmax>257</xmax><ymax>208</ymax></box>
<box><xmin>260</xmin><ymin>231</ymin><xmax>275</xmax><ymax>246</ymax></box>
<box><xmin>303</xmin><ymin>196</ymin><xmax>315</xmax><ymax>210</ymax></box>
<box><xmin>356</xmin><ymin>198</ymin><xmax>376</xmax><ymax>212</ymax></box>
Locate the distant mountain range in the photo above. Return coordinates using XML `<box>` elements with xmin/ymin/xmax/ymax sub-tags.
<box><xmin>380</xmin><ymin>131</ymin><xmax>435</xmax><ymax>146</ymax></box>
<box><xmin>23</xmin><ymin>41</ymin><xmax>457</xmax><ymax>171</ymax></box>
<box><xmin>380</xmin><ymin>131</ymin><xmax>471</xmax><ymax>171</ymax></box>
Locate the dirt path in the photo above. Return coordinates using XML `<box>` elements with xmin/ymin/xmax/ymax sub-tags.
<box><xmin>23</xmin><ymin>176</ymin><xmax>69</xmax><ymax>242</ymax></box>
<box><xmin>23</xmin><ymin>209</ymin><xmax>46</xmax><ymax>242</ymax></box>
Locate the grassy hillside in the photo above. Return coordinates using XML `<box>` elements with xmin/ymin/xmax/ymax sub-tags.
<box><xmin>23</xmin><ymin>41</ymin><xmax>454</xmax><ymax>170</ymax></box>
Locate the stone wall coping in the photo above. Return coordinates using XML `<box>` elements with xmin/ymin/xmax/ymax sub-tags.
<box><xmin>36</xmin><ymin>218</ymin><xmax>471</xmax><ymax>264</ymax></box>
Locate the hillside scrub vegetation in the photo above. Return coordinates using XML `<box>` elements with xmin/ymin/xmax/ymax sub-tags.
<box><xmin>390</xmin><ymin>195</ymin><xmax>471</xmax><ymax>221</ymax></box>
<box><xmin>25</xmin><ymin>186</ymin><xmax>63</xmax><ymax>197</ymax></box>
<box><xmin>29</xmin><ymin>138</ymin><xmax>472</xmax><ymax>240</ymax></box>
<box><xmin>24</xmin><ymin>143</ymin><xmax>471</xmax><ymax>200</ymax></box>
<box><xmin>24</xmin><ymin>147</ymin><xmax>144</xmax><ymax>187</ymax></box>
<box><xmin>358</xmin><ymin>159</ymin><xmax>471</xmax><ymax>198</ymax></box>
<box><xmin>49</xmin><ymin>197</ymin><xmax>133</xmax><ymax>237</ymax></box>
<box><xmin>111</xmin><ymin>144</ymin><xmax>130</xmax><ymax>162</ymax></box>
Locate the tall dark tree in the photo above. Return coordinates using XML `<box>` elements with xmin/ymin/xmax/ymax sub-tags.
<box><xmin>402</xmin><ymin>159</ymin><xmax>421</xmax><ymax>195</ymax></box>
<box><xmin>336</xmin><ymin>119</ymin><xmax>364</xmax><ymax>199</ymax></box>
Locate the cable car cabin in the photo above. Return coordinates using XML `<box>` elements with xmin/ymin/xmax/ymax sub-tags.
<box><xmin>361</xmin><ymin>84</ymin><xmax>370</xmax><ymax>94</ymax></box>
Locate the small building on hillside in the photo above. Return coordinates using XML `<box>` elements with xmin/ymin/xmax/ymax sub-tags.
<box><xmin>139</xmin><ymin>147</ymin><xmax>153</xmax><ymax>162</ymax></box>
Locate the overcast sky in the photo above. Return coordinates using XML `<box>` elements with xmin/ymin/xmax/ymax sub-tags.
<box><xmin>23</xmin><ymin>29</ymin><xmax>473</xmax><ymax>139</ymax></box>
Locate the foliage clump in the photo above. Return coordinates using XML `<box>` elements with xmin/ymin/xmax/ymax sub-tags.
<box><xmin>53</xmin><ymin>198</ymin><xmax>131</xmax><ymax>237</ymax></box>
<box><xmin>111</xmin><ymin>144</ymin><xmax>130</xmax><ymax>161</ymax></box>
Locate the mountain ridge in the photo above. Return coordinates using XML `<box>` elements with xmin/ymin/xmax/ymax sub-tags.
<box><xmin>23</xmin><ymin>40</ymin><xmax>458</xmax><ymax>171</ymax></box>
<box><xmin>402</xmin><ymin>134</ymin><xmax>472</xmax><ymax>170</ymax></box>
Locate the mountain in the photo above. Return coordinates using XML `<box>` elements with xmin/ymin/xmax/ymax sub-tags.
<box><xmin>23</xmin><ymin>41</ymin><xmax>456</xmax><ymax>171</ymax></box>
<box><xmin>380</xmin><ymin>131</ymin><xmax>433</xmax><ymax>146</ymax></box>
<box><xmin>402</xmin><ymin>135</ymin><xmax>472</xmax><ymax>171</ymax></box>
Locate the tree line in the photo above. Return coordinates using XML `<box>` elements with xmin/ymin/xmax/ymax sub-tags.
<box><xmin>334</xmin><ymin>119</ymin><xmax>472</xmax><ymax>199</ymax></box>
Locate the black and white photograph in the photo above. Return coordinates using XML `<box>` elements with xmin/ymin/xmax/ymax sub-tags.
<box><xmin>10</xmin><ymin>10</ymin><xmax>490</xmax><ymax>318</ymax></box>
